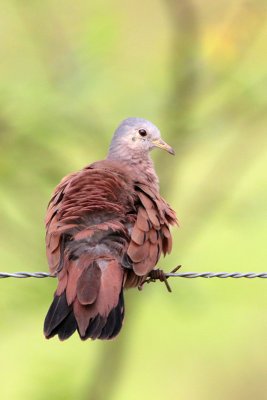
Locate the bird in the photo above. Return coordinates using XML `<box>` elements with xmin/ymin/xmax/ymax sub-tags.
<box><xmin>44</xmin><ymin>117</ymin><xmax>178</xmax><ymax>341</ymax></box>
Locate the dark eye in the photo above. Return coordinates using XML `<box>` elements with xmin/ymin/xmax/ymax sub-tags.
<box><xmin>138</xmin><ymin>129</ymin><xmax>147</xmax><ymax>137</ymax></box>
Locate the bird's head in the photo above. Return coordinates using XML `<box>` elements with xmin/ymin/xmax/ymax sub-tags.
<box><xmin>108</xmin><ymin>117</ymin><xmax>175</xmax><ymax>160</ymax></box>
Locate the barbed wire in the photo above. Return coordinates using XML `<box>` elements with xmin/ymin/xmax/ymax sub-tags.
<box><xmin>1</xmin><ymin>271</ymin><xmax>267</xmax><ymax>279</ymax></box>
<box><xmin>0</xmin><ymin>272</ymin><xmax>53</xmax><ymax>279</ymax></box>
<box><xmin>165</xmin><ymin>272</ymin><xmax>267</xmax><ymax>278</ymax></box>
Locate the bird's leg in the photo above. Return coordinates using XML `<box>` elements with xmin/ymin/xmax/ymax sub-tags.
<box><xmin>138</xmin><ymin>265</ymin><xmax>182</xmax><ymax>292</ymax></box>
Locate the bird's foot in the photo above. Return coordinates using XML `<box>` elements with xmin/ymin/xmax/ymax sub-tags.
<box><xmin>138</xmin><ymin>265</ymin><xmax>182</xmax><ymax>292</ymax></box>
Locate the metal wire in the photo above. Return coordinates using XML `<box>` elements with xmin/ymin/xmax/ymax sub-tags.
<box><xmin>165</xmin><ymin>272</ymin><xmax>267</xmax><ymax>279</ymax></box>
<box><xmin>0</xmin><ymin>272</ymin><xmax>54</xmax><ymax>279</ymax></box>
<box><xmin>0</xmin><ymin>271</ymin><xmax>267</xmax><ymax>279</ymax></box>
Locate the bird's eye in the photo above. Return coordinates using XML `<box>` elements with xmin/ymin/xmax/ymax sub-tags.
<box><xmin>138</xmin><ymin>129</ymin><xmax>147</xmax><ymax>137</ymax></box>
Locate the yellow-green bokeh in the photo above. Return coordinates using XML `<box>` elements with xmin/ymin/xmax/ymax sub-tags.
<box><xmin>0</xmin><ymin>1</ymin><xmax>267</xmax><ymax>399</ymax></box>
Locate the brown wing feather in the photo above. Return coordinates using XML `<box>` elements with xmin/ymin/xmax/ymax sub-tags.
<box><xmin>126</xmin><ymin>182</ymin><xmax>178</xmax><ymax>278</ymax></box>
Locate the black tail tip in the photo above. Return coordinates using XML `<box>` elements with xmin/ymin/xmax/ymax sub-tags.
<box><xmin>44</xmin><ymin>292</ymin><xmax>77</xmax><ymax>341</ymax></box>
<box><xmin>79</xmin><ymin>291</ymin><xmax>125</xmax><ymax>340</ymax></box>
<box><xmin>44</xmin><ymin>291</ymin><xmax>125</xmax><ymax>341</ymax></box>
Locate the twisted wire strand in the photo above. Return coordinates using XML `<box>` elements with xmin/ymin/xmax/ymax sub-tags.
<box><xmin>0</xmin><ymin>272</ymin><xmax>54</xmax><ymax>279</ymax></box>
<box><xmin>0</xmin><ymin>271</ymin><xmax>267</xmax><ymax>279</ymax></box>
<box><xmin>165</xmin><ymin>272</ymin><xmax>267</xmax><ymax>279</ymax></box>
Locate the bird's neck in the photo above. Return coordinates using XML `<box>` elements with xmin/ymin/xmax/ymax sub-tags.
<box><xmin>107</xmin><ymin>149</ymin><xmax>159</xmax><ymax>191</ymax></box>
<box><xmin>129</xmin><ymin>154</ymin><xmax>159</xmax><ymax>191</ymax></box>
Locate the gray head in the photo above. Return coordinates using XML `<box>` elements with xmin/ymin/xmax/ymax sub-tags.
<box><xmin>107</xmin><ymin>117</ymin><xmax>174</xmax><ymax>161</ymax></box>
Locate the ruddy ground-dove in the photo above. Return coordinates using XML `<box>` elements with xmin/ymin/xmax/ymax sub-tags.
<box><xmin>44</xmin><ymin>118</ymin><xmax>178</xmax><ymax>340</ymax></box>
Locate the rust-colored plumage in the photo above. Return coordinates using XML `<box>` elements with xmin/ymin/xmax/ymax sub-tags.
<box><xmin>44</xmin><ymin>118</ymin><xmax>178</xmax><ymax>340</ymax></box>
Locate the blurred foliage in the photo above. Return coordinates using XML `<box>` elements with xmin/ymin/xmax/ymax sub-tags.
<box><xmin>0</xmin><ymin>1</ymin><xmax>267</xmax><ymax>399</ymax></box>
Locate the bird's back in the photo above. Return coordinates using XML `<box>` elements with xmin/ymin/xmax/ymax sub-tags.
<box><xmin>44</xmin><ymin>159</ymin><xmax>177</xmax><ymax>340</ymax></box>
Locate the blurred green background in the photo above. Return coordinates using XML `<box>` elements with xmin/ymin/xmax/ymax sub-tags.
<box><xmin>0</xmin><ymin>1</ymin><xmax>267</xmax><ymax>399</ymax></box>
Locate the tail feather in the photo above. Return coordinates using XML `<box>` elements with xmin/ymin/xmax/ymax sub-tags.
<box><xmin>112</xmin><ymin>291</ymin><xmax>125</xmax><ymax>338</ymax></box>
<box><xmin>99</xmin><ymin>309</ymin><xmax>116</xmax><ymax>340</ymax></box>
<box><xmin>82</xmin><ymin>315</ymin><xmax>105</xmax><ymax>341</ymax></box>
<box><xmin>99</xmin><ymin>291</ymin><xmax>124</xmax><ymax>339</ymax></box>
<box><xmin>44</xmin><ymin>292</ymin><xmax>71</xmax><ymax>339</ymax></box>
<box><xmin>44</xmin><ymin>258</ymin><xmax>124</xmax><ymax>341</ymax></box>
<box><xmin>44</xmin><ymin>289</ymin><xmax>124</xmax><ymax>341</ymax></box>
<box><xmin>82</xmin><ymin>291</ymin><xmax>124</xmax><ymax>340</ymax></box>
<box><xmin>57</xmin><ymin>312</ymin><xmax>77</xmax><ymax>341</ymax></box>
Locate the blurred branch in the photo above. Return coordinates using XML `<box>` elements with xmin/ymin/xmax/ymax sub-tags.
<box><xmin>85</xmin><ymin>2</ymin><xmax>200</xmax><ymax>399</ymax></box>
<box><xmin>85</xmin><ymin>335</ymin><xmax>129</xmax><ymax>400</ymax></box>
<box><xmin>157</xmin><ymin>0</ymin><xmax>200</xmax><ymax>194</ymax></box>
<box><xmin>164</xmin><ymin>0</ymin><xmax>199</xmax><ymax>141</ymax></box>
<box><xmin>84</xmin><ymin>3</ymin><xmax>199</xmax><ymax>398</ymax></box>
